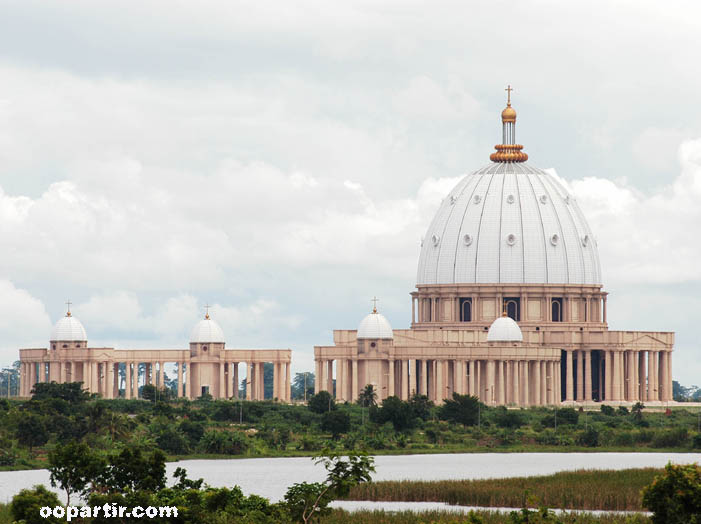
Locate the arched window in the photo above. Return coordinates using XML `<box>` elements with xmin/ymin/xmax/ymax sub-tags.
<box><xmin>551</xmin><ymin>298</ymin><xmax>563</xmax><ymax>322</ymax></box>
<box><xmin>459</xmin><ymin>298</ymin><xmax>472</xmax><ymax>322</ymax></box>
<box><xmin>504</xmin><ymin>298</ymin><xmax>520</xmax><ymax>321</ymax></box>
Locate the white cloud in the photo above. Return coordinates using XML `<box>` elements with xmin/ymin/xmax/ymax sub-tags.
<box><xmin>0</xmin><ymin>280</ymin><xmax>52</xmax><ymax>363</ymax></box>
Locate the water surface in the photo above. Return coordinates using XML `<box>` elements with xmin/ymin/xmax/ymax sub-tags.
<box><xmin>1</xmin><ymin>452</ymin><xmax>699</xmax><ymax>503</ymax></box>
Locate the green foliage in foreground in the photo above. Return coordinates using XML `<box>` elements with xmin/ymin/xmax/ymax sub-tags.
<box><xmin>2</xmin><ymin>382</ymin><xmax>701</xmax><ymax>473</ymax></box>
<box><xmin>642</xmin><ymin>463</ymin><xmax>701</xmax><ymax>524</ymax></box>
<box><xmin>346</xmin><ymin>468</ymin><xmax>661</xmax><ymax>511</ymax></box>
<box><xmin>8</xmin><ymin>447</ymin><xmax>375</xmax><ymax>524</ymax></box>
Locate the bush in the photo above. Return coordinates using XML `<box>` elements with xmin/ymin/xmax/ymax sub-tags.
<box><xmin>642</xmin><ymin>462</ymin><xmax>701</xmax><ymax>524</ymax></box>
<box><xmin>577</xmin><ymin>427</ymin><xmax>599</xmax><ymax>447</ymax></box>
<box><xmin>493</xmin><ymin>407</ymin><xmax>526</xmax><ymax>428</ymax></box>
<box><xmin>651</xmin><ymin>428</ymin><xmax>689</xmax><ymax>448</ymax></box>
<box><xmin>321</xmin><ymin>410</ymin><xmax>351</xmax><ymax>438</ymax></box>
<box><xmin>10</xmin><ymin>485</ymin><xmax>62</xmax><ymax>524</ymax></box>
<box><xmin>438</xmin><ymin>393</ymin><xmax>481</xmax><ymax>426</ymax></box>
<box><xmin>600</xmin><ymin>404</ymin><xmax>615</xmax><ymax>416</ymax></box>
<box><xmin>308</xmin><ymin>391</ymin><xmax>335</xmax><ymax>414</ymax></box>
<box><xmin>694</xmin><ymin>433</ymin><xmax>701</xmax><ymax>449</ymax></box>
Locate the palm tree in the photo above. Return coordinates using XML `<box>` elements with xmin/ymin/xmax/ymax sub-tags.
<box><xmin>357</xmin><ymin>384</ymin><xmax>378</xmax><ymax>407</ymax></box>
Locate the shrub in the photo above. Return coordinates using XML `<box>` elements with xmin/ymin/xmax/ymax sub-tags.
<box><xmin>438</xmin><ymin>393</ymin><xmax>481</xmax><ymax>426</ymax></box>
<box><xmin>577</xmin><ymin>427</ymin><xmax>599</xmax><ymax>447</ymax></box>
<box><xmin>308</xmin><ymin>391</ymin><xmax>335</xmax><ymax>414</ymax></box>
<box><xmin>600</xmin><ymin>405</ymin><xmax>615</xmax><ymax>416</ymax></box>
<box><xmin>694</xmin><ymin>433</ymin><xmax>701</xmax><ymax>449</ymax></box>
<box><xmin>10</xmin><ymin>485</ymin><xmax>62</xmax><ymax>524</ymax></box>
<box><xmin>614</xmin><ymin>432</ymin><xmax>634</xmax><ymax>447</ymax></box>
<box><xmin>642</xmin><ymin>462</ymin><xmax>701</xmax><ymax>524</ymax></box>
<box><xmin>651</xmin><ymin>428</ymin><xmax>689</xmax><ymax>448</ymax></box>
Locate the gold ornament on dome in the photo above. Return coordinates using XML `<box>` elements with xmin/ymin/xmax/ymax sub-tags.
<box><xmin>490</xmin><ymin>84</ymin><xmax>528</xmax><ymax>163</ymax></box>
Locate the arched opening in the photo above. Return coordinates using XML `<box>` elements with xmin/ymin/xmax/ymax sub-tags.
<box><xmin>460</xmin><ymin>298</ymin><xmax>472</xmax><ymax>322</ymax></box>
<box><xmin>551</xmin><ymin>298</ymin><xmax>563</xmax><ymax>322</ymax></box>
<box><xmin>504</xmin><ymin>298</ymin><xmax>520</xmax><ymax>321</ymax></box>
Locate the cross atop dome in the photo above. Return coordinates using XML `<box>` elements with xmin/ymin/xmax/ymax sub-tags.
<box><xmin>65</xmin><ymin>300</ymin><xmax>72</xmax><ymax>317</ymax></box>
<box><xmin>371</xmin><ymin>296</ymin><xmax>379</xmax><ymax>313</ymax></box>
<box><xmin>490</xmin><ymin>85</ymin><xmax>528</xmax><ymax>163</ymax></box>
<box><xmin>204</xmin><ymin>303</ymin><xmax>211</xmax><ymax>320</ymax></box>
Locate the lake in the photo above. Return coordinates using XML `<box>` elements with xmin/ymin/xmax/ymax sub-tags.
<box><xmin>1</xmin><ymin>452</ymin><xmax>699</xmax><ymax>503</ymax></box>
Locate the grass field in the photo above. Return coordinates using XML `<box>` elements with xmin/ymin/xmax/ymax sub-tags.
<box><xmin>345</xmin><ymin>468</ymin><xmax>662</xmax><ymax>511</ymax></box>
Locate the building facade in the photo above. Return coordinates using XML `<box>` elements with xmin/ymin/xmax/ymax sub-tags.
<box><xmin>19</xmin><ymin>311</ymin><xmax>292</xmax><ymax>401</ymax></box>
<box><xmin>315</xmin><ymin>92</ymin><xmax>674</xmax><ymax>406</ymax></box>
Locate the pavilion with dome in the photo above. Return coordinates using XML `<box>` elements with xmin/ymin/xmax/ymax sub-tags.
<box><xmin>314</xmin><ymin>88</ymin><xmax>675</xmax><ymax>406</ymax></box>
<box><xmin>19</xmin><ymin>309</ymin><xmax>292</xmax><ymax>401</ymax></box>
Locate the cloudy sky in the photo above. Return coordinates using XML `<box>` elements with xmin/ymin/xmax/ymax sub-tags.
<box><xmin>1</xmin><ymin>1</ymin><xmax>700</xmax><ymax>384</ymax></box>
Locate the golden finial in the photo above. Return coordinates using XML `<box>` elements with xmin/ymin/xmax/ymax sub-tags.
<box><xmin>66</xmin><ymin>300</ymin><xmax>72</xmax><ymax>317</ymax></box>
<box><xmin>490</xmin><ymin>85</ymin><xmax>528</xmax><ymax>163</ymax></box>
<box><xmin>204</xmin><ymin>304</ymin><xmax>211</xmax><ymax>320</ymax></box>
<box><xmin>371</xmin><ymin>296</ymin><xmax>379</xmax><ymax>314</ymax></box>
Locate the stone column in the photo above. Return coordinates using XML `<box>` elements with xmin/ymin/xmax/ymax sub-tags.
<box><xmin>436</xmin><ymin>360</ymin><xmax>444</xmax><ymax>403</ymax></box>
<box><xmin>497</xmin><ymin>361</ymin><xmax>505</xmax><ymax>404</ymax></box>
<box><xmin>659</xmin><ymin>352</ymin><xmax>668</xmax><ymax>401</ymax></box>
<box><xmin>245</xmin><ymin>363</ymin><xmax>252</xmax><ymax>399</ymax></box>
<box><xmin>532</xmin><ymin>361</ymin><xmax>540</xmax><ymax>405</ymax></box>
<box><xmin>314</xmin><ymin>359</ymin><xmax>321</xmax><ymax>394</ymax></box>
<box><xmin>327</xmin><ymin>360</ymin><xmax>333</xmax><ymax>394</ymax></box>
<box><xmin>605</xmin><ymin>351</ymin><xmax>612</xmax><ymax>401</ymax></box>
<box><xmin>177</xmin><ymin>363</ymin><xmax>183</xmax><ymax>397</ymax></box>
<box><xmin>158</xmin><ymin>363</ymin><xmax>165</xmax><ymax>389</ymax></box>
<box><xmin>387</xmin><ymin>360</ymin><xmax>395</xmax><ymax>399</ymax></box>
<box><xmin>565</xmin><ymin>350</ymin><xmax>574</xmax><ymax>401</ymax></box>
<box><xmin>540</xmin><ymin>361</ymin><xmax>547</xmax><ymax>405</ymax></box>
<box><xmin>646</xmin><ymin>351</ymin><xmax>653</xmax><ymax>401</ymax></box>
<box><xmin>468</xmin><ymin>360</ymin><xmax>475</xmax><ymax>396</ymax></box>
<box><xmin>411</xmin><ymin>298</ymin><xmax>415</xmax><ymax>324</ymax></box>
<box><xmin>401</xmin><ymin>360</ymin><xmax>409</xmax><ymax>400</ymax></box>
<box><xmin>185</xmin><ymin>363</ymin><xmax>191</xmax><ymax>398</ymax></box>
<box><xmin>420</xmin><ymin>360</ymin><xmax>428</xmax><ymax>396</ymax></box>
<box><xmin>232</xmin><ymin>363</ymin><xmax>239</xmax><ymax>399</ymax></box>
<box><xmin>576</xmin><ymin>351</ymin><xmax>584</xmax><ymax>401</ymax></box>
<box><xmin>125</xmin><ymin>363</ymin><xmax>132</xmax><ymax>399</ymax></box>
<box><xmin>259</xmin><ymin>362</ymin><xmax>266</xmax><ymax>400</ymax></box>
<box><xmin>338</xmin><ymin>360</ymin><xmax>346</xmax><ymax>401</ymax></box>
<box><xmin>410</xmin><ymin>360</ymin><xmax>417</xmax><ymax>396</ymax></box>
<box><xmin>522</xmin><ymin>361</ymin><xmax>529</xmax><ymax>406</ymax></box>
<box><xmin>653</xmin><ymin>351</ymin><xmax>660</xmax><ymax>401</ymax></box>
<box><xmin>513</xmin><ymin>361</ymin><xmax>520</xmax><ymax>405</ymax></box>
<box><xmin>505</xmin><ymin>361</ymin><xmax>511</xmax><ymax>403</ymax></box>
<box><xmin>133</xmin><ymin>363</ymin><xmax>140</xmax><ymax>399</ymax></box>
<box><xmin>351</xmin><ymin>359</ymin><xmax>358</xmax><ymax>401</ymax></box>
<box><xmin>584</xmin><ymin>350</ymin><xmax>592</xmax><ymax>401</ymax></box>
<box><xmin>666</xmin><ymin>352</ymin><xmax>673</xmax><ymax>401</ymax></box>
<box><xmin>486</xmin><ymin>360</ymin><xmax>494</xmax><ymax>405</ymax></box>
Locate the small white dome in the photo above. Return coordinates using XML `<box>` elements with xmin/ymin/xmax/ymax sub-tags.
<box><xmin>50</xmin><ymin>314</ymin><xmax>87</xmax><ymax>342</ymax></box>
<box><xmin>487</xmin><ymin>315</ymin><xmax>523</xmax><ymax>342</ymax></box>
<box><xmin>190</xmin><ymin>316</ymin><xmax>225</xmax><ymax>344</ymax></box>
<box><xmin>357</xmin><ymin>311</ymin><xmax>394</xmax><ymax>340</ymax></box>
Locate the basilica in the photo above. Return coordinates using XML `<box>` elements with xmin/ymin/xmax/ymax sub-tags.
<box><xmin>19</xmin><ymin>90</ymin><xmax>675</xmax><ymax>406</ymax></box>
<box><xmin>314</xmin><ymin>89</ymin><xmax>675</xmax><ymax>406</ymax></box>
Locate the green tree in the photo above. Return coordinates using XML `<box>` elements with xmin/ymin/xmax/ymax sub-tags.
<box><xmin>15</xmin><ymin>412</ymin><xmax>49</xmax><ymax>451</ymax></box>
<box><xmin>292</xmin><ymin>372</ymin><xmax>315</xmax><ymax>400</ymax></box>
<box><xmin>642</xmin><ymin>462</ymin><xmax>701</xmax><ymax>524</ymax></box>
<box><xmin>10</xmin><ymin>485</ymin><xmax>62</xmax><ymax>524</ymax></box>
<box><xmin>308</xmin><ymin>391</ymin><xmax>335</xmax><ymax>414</ymax></box>
<box><xmin>48</xmin><ymin>441</ymin><xmax>106</xmax><ymax>505</ymax></box>
<box><xmin>284</xmin><ymin>451</ymin><xmax>375</xmax><ymax>523</ymax></box>
<box><xmin>632</xmin><ymin>401</ymin><xmax>645</xmax><ymax>423</ymax></box>
<box><xmin>439</xmin><ymin>393</ymin><xmax>481</xmax><ymax>426</ymax></box>
<box><xmin>357</xmin><ymin>384</ymin><xmax>377</xmax><ymax>407</ymax></box>
<box><xmin>31</xmin><ymin>381</ymin><xmax>90</xmax><ymax>403</ymax></box>
<box><xmin>370</xmin><ymin>396</ymin><xmax>416</xmax><ymax>431</ymax></box>
<box><xmin>321</xmin><ymin>410</ymin><xmax>350</xmax><ymax>438</ymax></box>
<box><xmin>408</xmin><ymin>393</ymin><xmax>434</xmax><ymax>421</ymax></box>
<box><xmin>100</xmin><ymin>447</ymin><xmax>167</xmax><ymax>493</ymax></box>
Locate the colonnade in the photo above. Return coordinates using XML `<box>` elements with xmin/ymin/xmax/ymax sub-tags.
<box><xmin>316</xmin><ymin>358</ymin><xmax>562</xmax><ymax>406</ymax></box>
<box><xmin>19</xmin><ymin>359</ymin><xmax>292</xmax><ymax>401</ymax></box>
<box><xmin>561</xmin><ymin>349</ymin><xmax>673</xmax><ymax>403</ymax></box>
<box><xmin>317</xmin><ymin>349</ymin><xmax>674</xmax><ymax>406</ymax></box>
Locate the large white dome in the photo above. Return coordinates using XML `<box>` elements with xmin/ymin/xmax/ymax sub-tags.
<box><xmin>50</xmin><ymin>314</ymin><xmax>87</xmax><ymax>342</ymax></box>
<box><xmin>190</xmin><ymin>317</ymin><xmax>225</xmax><ymax>344</ymax></box>
<box><xmin>357</xmin><ymin>311</ymin><xmax>394</xmax><ymax>339</ymax></box>
<box><xmin>416</xmin><ymin>162</ymin><xmax>601</xmax><ymax>285</ymax></box>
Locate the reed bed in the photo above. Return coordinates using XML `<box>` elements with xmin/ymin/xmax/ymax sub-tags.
<box><xmin>345</xmin><ymin>468</ymin><xmax>661</xmax><ymax>512</ymax></box>
<box><xmin>321</xmin><ymin>509</ymin><xmax>651</xmax><ymax>524</ymax></box>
